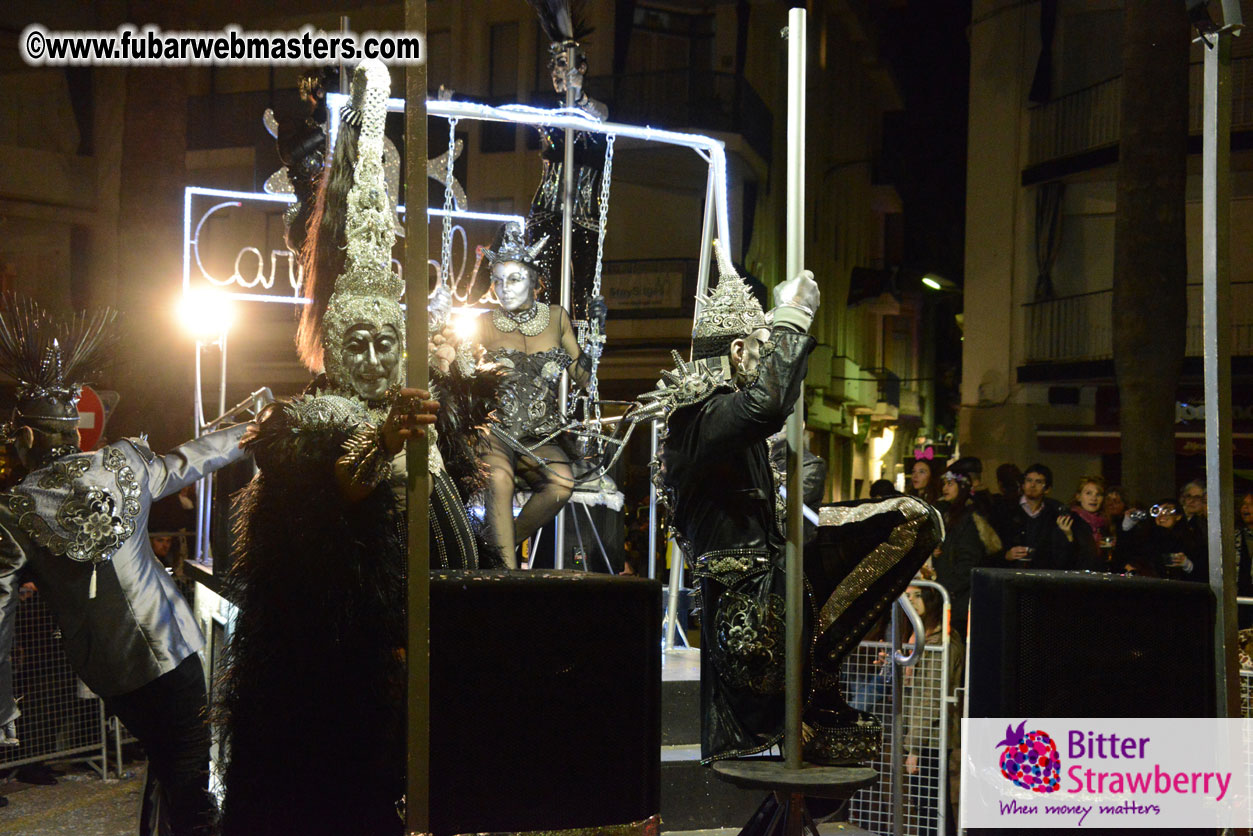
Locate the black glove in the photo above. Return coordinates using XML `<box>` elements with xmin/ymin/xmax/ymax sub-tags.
<box><xmin>587</xmin><ymin>295</ymin><xmax>608</xmax><ymax>331</ymax></box>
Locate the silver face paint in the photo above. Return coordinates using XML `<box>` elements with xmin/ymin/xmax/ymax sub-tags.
<box><xmin>492</xmin><ymin>261</ymin><xmax>539</xmax><ymax>313</ymax></box>
<box><xmin>340</xmin><ymin>323</ymin><xmax>401</xmax><ymax>401</ymax></box>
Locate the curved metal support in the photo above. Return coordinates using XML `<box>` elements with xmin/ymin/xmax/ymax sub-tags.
<box><xmin>892</xmin><ymin>593</ymin><xmax>928</xmax><ymax>667</ymax></box>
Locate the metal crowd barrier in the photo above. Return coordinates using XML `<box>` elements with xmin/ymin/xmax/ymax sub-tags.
<box><xmin>1239</xmin><ymin>597</ymin><xmax>1253</xmax><ymax>719</ymax></box>
<box><xmin>846</xmin><ymin>579</ymin><xmax>956</xmax><ymax>836</ymax></box>
<box><xmin>2</xmin><ymin>532</ymin><xmax>196</xmax><ymax>781</ymax></box>
<box><xmin>0</xmin><ymin>588</ymin><xmax>116</xmax><ymax>777</ymax></box>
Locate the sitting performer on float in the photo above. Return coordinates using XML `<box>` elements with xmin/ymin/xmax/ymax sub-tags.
<box><xmin>0</xmin><ymin>297</ymin><xmax>255</xmax><ymax>836</ymax></box>
<box><xmin>642</xmin><ymin>245</ymin><xmax>941</xmax><ymax>765</ymax></box>
<box><xmin>478</xmin><ymin>221</ymin><xmax>607</xmax><ymax>567</ymax></box>
<box><xmin>218</xmin><ymin>59</ymin><xmax>499</xmax><ymax>836</ymax></box>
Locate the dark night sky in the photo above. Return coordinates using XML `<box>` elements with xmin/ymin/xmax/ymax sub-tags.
<box><xmin>878</xmin><ymin>0</ymin><xmax>972</xmax><ymax>288</ymax></box>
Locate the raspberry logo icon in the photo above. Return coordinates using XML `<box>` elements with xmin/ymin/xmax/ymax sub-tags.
<box><xmin>996</xmin><ymin>720</ymin><xmax>1061</xmax><ymax>793</ymax></box>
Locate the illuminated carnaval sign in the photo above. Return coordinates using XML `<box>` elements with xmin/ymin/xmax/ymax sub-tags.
<box><xmin>182</xmin><ymin>186</ymin><xmax>523</xmax><ymax>305</ymax></box>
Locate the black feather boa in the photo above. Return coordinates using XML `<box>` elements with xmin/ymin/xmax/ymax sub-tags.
<box><xmin>217</xmin><ymin>366</ymin><xmax>507</xmax><ymax>834</ymax></box>
<box><xmin>430</xmin><ymin>360</ymin><xmax>505</xmax><ymax>502</ymax></box>
<box><xmin>430</xmin><ymin>361</ymin><xmax>507</xmax><ymax>568</ymax></box>
<box><xmin>217</xmin><ymin>405</ymin><xmax>407</xmax><ymax>836</ymax></box>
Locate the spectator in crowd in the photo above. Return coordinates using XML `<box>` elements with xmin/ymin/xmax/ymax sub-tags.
<box><xmin>901</xmin><ymin>584</ymin><xmax>964</xmax><ymax>836</ymax></box>
<box><xmin>869</xmin><ymin>478</ymin><xmax>899</xmax><ymax>499</ymax></box>
<box><xmin>1118</xmin><ymin>500</ymin><xmax>1205</xmax><ymax>581</ymax></box>
<box><xmin>1003</xmin><ymin>463</ymin><xmax>1079</xmax><ymax>570</ymax></box>
<box><xmin>1178</xmin><ymin>479</ymin><xmax>1209</xmax><ymax>576</ymax></box>
<box><xmin>950</xmin><ymin>456</ymin><xmax>991</xmax><ymax>514</ymax></box>
<box><xmin>1236</xmin><ymin>491</ymin><xmax>1253</xmax><ymax>626</ymax></box>
<box><xmin>988</xmin><ymin>463</ymin><xmax>1024</xmax><ymax>542</ymax></box>
<box><xmin>931</xmin><ymin>468</ymin><xmax>1001</xmax><ymax>638</ymax></box>
<box><xmin>908</xmin><ymin>458</ymin><xmax>942</xmax><ymax>506</ymax></box>
<box><xmin>1104</xmin><ymin>485</ymin><xmax>1129</xmax><ymax>532</ymax></box>
<box><xmin>1070</xmin><ymin>476</ymin><xmax>1110</xmax><ymax>571</ymax></box>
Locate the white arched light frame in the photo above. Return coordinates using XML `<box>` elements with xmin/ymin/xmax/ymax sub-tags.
<box><xmin>325</xmin><ymin>95</ymin><xmax>733</xmax><ymax>316</ymax></box>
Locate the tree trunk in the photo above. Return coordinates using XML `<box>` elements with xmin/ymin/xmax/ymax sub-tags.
<box><xmin>1112</xmin><ymin>1</ymin><xmax>1189</xmax><ymax>505</ymax></box>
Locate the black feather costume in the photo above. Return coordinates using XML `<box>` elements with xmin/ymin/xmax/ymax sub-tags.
<box><xmin>217</xmin><ymin>59</ymin><xmax>506</xmax><ymax>835</ymax></box>
<box><xmin>218</xmin><ymin>402</ymin><xmax>407</xmax><ymax>836</ymax></box>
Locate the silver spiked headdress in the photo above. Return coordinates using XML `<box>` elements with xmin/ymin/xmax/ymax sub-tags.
<box><xmin>0</xmin><ymin>295</ymin><xmax>116</xmax><ymax>434</ymax></box>
<box><xmin>484</xmin><ymin>222</ymin><xmax>549</xmax><ymax>276</ymax></box>
<box><xmin>320</xmin><ymin>59</ymin><xmax>404</xmax><ymax>391</ymax></box>
<box><xmin>690</xmin><ymin>240</ymin><xmax>767</xmax><ymax>360</ymax></box>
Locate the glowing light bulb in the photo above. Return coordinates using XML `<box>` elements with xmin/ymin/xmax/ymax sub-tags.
<box><xmin>178</xmin><ymin>289</ymin><xmax>235</xmax><ymax>338</ymax></box>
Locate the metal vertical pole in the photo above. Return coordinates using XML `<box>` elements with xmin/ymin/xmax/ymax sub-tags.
<box><xmin>648</xmin><ymin>419</ymin><xmax>659</xmax><ymax>579</ymax></box>
<box><xmin>553</xmin><ymin>43</ymin><xmax>579</xmax><ymax>571</ymax></box>
<box><xmin>889</xmin><ymin>604</ymin><xmax>904</xmax><ymax>836</ymax></box>
<box><xmin>339</xmin><ymin>16</ymin><xmax>350</xmax><ymax>93</ymax></box>
<box><xmin>199</xmin><ymin>330</ymin><xmax>227</xmax><ymax>564</ymax></box>
<box><xmin>403</xmin><ymin>1</ymin><xmax>432</xmax><ymax>830</ymax></box>
<box><xmin>1202</xmin><ymin>26</ymin><xmax>1240</xmax><ymax>718</ymax></box>
<box><xmin>693</xmin><ymin>171</ymin><xmax>717</xmax><ymax>323</ymax></box>
<box><xmin>218</xmin><ymin>331</ymin><xmax>228</xmax><ymax>420</ymax></box>
<box><xmin>664</xmin><ymin>548</ymin><xmax>684</xmax><ymax>651</ymax></box>
<box><xmin>193</xmin><ymin>342</ymin><xmax>206</xmax><ymax>563</ymax></box>
<box><xmin>783</xmin><ymin>7</ymin><xmax>807</xmax><ymax>771</ymax></box>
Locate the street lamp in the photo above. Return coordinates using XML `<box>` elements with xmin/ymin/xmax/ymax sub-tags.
<box><xmin>178</xmin><ymin>288</ymin><xmax>236</xmax><ymax>565</ymax></box>
<box><xmin>921</xmin><ymin>273</ymin><xmax>957</xmax><ymax>292</ymax></box>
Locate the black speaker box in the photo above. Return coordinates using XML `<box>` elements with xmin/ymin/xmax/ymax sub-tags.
<box><xmin>430</xmin><ymin>570</ymin><xmax>662</xmax><ymax>834</ymax></box>
<box><xmin>967</xmin><ymin>569</ymin><xmax>1215</xmax><ymax>835</ymax></box>
<box><xmin>968</xmin><ymin>569</ymin><xmax>1215</xmax><ymax>718</ymax></box>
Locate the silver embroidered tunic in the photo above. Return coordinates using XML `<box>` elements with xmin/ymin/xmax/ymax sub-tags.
<box><xmin>0</xmin><ymin>424</ymin><xmax>248</xmax><ymax>714</ymax></box>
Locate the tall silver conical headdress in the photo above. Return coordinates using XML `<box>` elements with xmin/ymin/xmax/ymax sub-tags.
<box><xmin>690</xmin><ymin>240</ymin><xmax>767</xmax><ymax>360</ymax></box>
<box><xmin>321</xmin><ymin>59</ymin><xmax>403</xmax><ymax>390</ymax></box>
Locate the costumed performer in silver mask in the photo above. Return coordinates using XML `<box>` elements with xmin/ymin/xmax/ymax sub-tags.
<box><xmin>217</xmin><ymin>59</ymin><xmax>501</xmax><ymax>836</ymax></box>
<box><xmin>478</xmin><ymin>221</ymin><xmax>607</xmax><ymax>567</ymax></box>
<box><xmin>0</xmin><ymin>297</ymin><xmax>256</xmax><ymax>836</ymax></box>
<box><xmin>640</xmin><ymin>245</ymin><xmax>941</xmax><ymax>768</ymax></box>
<box><xmin>523</xmin><ymin>0</ymin><xmax>608</xmax><ymax>322</ymax></box>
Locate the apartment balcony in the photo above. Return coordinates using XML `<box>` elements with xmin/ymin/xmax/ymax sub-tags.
<box><xmin>586</xmin><ymin>70</ymin><xmax>772</xmax><ymax>164</ymax></box>
<box><xmin>1019</xmin><ymin>281</ymin><xmax>1253</xmax><ymax>381</ymax></box>
<box><xmin>1023</xmin><ymin>57</ymin><xmax>1253</xmax><ymax>183</ymax></box>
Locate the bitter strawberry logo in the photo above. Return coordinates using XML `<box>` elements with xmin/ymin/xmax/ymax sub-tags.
<box><xmin>997</xmin><ymin>720</ymin><xmax>1061</xmax><ymax>793</ymax></box>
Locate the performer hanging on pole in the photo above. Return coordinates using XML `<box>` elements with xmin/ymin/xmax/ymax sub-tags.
<box><xmin>641</xmin><ymin>245</ymin><xmax>942</xmax><ymax>765</ymax></box>
<box><xmin>524</xmin><ymin>0</ymin><xmax>607</xmax><ymax>321</ymax></box>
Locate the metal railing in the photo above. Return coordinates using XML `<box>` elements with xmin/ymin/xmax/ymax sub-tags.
<box><xmin>1028</xmin><ymin>57</ymin><xmax>1253</xmax><ymax>167</ymax></box>
<box><xmin>1</xmin><ymin>591</ymin><xmax>126</xmax><ymax>778</ymax></box>
<box><xmin>1023</xmin><ymin>281</ymin><xmax>1253</xmax><ymax>363</ymax></box>
<box><xmin>585</xmin><ymin>70</ymin><xmax>772</xmax><ymax>162</ymax></box>
<box><xmin>846</xmin><ymin>580</ymin><xmax>956</xmax><ymax>836</ymax></box>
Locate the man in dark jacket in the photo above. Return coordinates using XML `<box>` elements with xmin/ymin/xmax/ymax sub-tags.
<box><xmin>1003</xmin><ymin>463</ymin><xmax>1080</xmax><ymax>570</ymax></box>
<box><xmin>648</xmin><ymin>253</ymin><xmax>819</xmax><ymax>764</ymax></box>
<box><xmin>645</xmin><ymin>250</ymin><xmax>940</xmax><ymax>768</ymax></box>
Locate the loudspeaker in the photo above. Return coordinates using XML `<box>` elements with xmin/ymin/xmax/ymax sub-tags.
<box><xmin>968</xmin><ymin>568</ymin><xmax>1216</xmax><ymax>719</ymax></box>
<box><xmin>966</xmin><ymin>571</ymin><xmax>1215</xmax><ymax>835</ymax></box>
<box><xmin>430</xmin><ymin>570</ymin><xmax>662</xmax><ymax>834</ymax></box>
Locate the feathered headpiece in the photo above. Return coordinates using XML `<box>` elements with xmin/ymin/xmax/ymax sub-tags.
<box><xmin>526</xmin><ymin>0</ymin><xmax>593</xmax><ymax>57</ymax></box>
<box><xmin>318</xmin><ymin>58</ymin><xmax>404</xmax><ymax>390</ymax></box>
<box><xmin>0</xmin><ymin>294</ymin><xmax>117</xmax><ymax>432</ymax></box>
<box><xmin>690</xmin><ymin>240</ymin><xmax>767</xmax><ymax>360</ymax></box>
<box><xmin>484</xmin><ymin>222</ymin><xmax>549</xmax><ymax>276</ymax></box>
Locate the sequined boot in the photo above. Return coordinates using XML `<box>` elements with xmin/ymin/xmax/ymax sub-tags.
<box><xmin>801</xmin><ymin>496</ymin><xmax>942</xmax><ymax>765</ymax></box>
